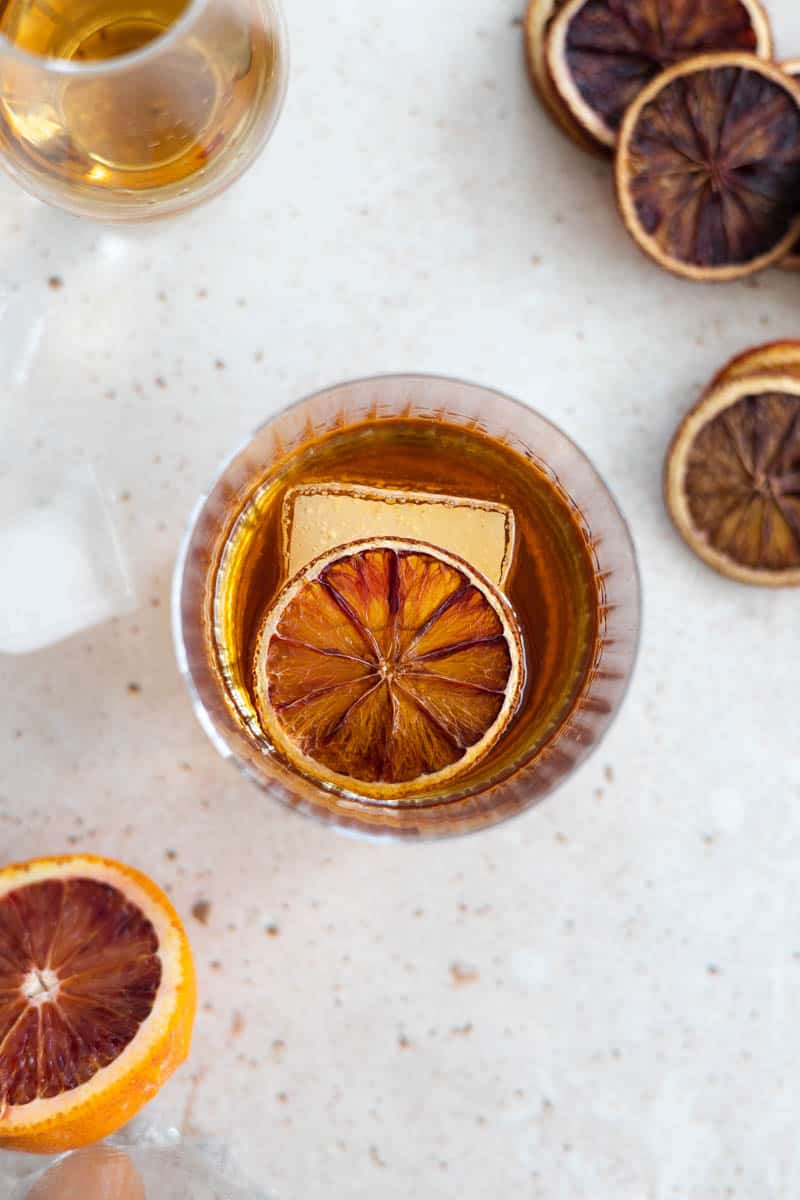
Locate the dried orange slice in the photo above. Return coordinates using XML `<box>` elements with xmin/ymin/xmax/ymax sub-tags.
<box><xmin>547</xmin><ymin>0</ymin><xmax>772</xmax><ymax>148</ymax></box>
<box><xmin>253</xmin><ymin>538</ymin><xmax>525</xmax><ymax>802</ymax></box>
<box><xmin>779</xmin><ymin>60</ymin><xmax>800</xmax><ymax>271</ymax></box>
<box><xmin>0</xmin><ymin>855</ymin><xmax>196</xmax><ymax>1154</ymax></box>
<box><xmin>523</xmin><ymin>0</ymin><xmax>604</xmax><ymax>153</ymax></box>
<box><xmin>708</xmin><ymin>340</ymin><xmax>800</xmax><ymax>390</ymax></box>
<box><xmin>616</xmin><ymin>54</ymin><xmax>800</xmax><ymax>282</ymax></box>
<box><xmin>666</xmin><ymin>371</ymin><xmax>800</xmax><ymax>585</ymax></box>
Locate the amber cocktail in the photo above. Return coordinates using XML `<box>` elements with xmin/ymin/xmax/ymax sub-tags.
<box><xmin>174</xmin><ymin>375</ymin><xmax>639</xmax><ymax>838</ymax></box>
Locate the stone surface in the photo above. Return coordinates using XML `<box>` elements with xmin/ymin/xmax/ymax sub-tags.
<box><xmin>1</xmin><ymin>1</ymin><xmax>800</xmax><ymax>1196</ymax></box>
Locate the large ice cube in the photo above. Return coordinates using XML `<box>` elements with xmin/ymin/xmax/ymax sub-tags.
<box><xmin>284</xmin><ymin>483</ymin><xmax>516</xmax><ymax>587</ymax></box>
<box><xmin>0</xmin><ymin>462</ymin><xmax>136</xmax><ymax>655</ymax></box>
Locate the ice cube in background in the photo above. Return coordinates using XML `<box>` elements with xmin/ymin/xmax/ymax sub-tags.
<box><xmin>0</xmin><ymin>461</ymin><xmax>136</xmax><ymax>655</ymax></box>
<box><xmin>0</xmin><ymin>289</ymin><xmax>45</xmax><ymax>440</ymax></box>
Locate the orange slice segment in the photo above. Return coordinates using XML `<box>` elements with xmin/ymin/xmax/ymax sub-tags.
<box><xmin>0</xmin><ymin>855</ymin><xmax>196</xmax><ymax>1154</ymax></box>
<box><xmin>547</xmin><ymin>0</ymin><xmax>772</xmax><ymax>148</ymax></box>
<box><xmin>253</xmin><ymin>538</ymin><xmax>525</xmax><ymax>802</ymax></box>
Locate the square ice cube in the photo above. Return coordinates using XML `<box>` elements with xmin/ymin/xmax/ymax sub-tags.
<box><xmin>0</xmin><ymin>462</ymin><xmax>136</xmax><ymax>655</ymax></box>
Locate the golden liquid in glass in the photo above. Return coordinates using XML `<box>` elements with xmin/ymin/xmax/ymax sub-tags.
<box><xmin>0</xmin><ymin>0</ymin><xmax>279</xmax><ymax>192</ymax></box>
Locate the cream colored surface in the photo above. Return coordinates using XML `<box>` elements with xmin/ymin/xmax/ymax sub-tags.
<box><xmin>2</xmin><ymin>0</ymin><xmax>800</xmax><ymax>1194</ymax></box>
<box><xmin>285</xmin><ymin>484</ymin><xmax>515</xmax><ymax>586</ymax></box>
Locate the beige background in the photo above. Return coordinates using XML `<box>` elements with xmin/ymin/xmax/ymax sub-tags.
<box><xmin>2</xmin><ymin>0</ymin><xmax>800</xmax><ymax>1196</ymax></box>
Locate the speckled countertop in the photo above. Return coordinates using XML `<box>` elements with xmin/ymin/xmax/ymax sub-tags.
<box><xmin>2</xmin><ymin>1</ymin><xmax>800</xmax><ymax>1196</ymax></box>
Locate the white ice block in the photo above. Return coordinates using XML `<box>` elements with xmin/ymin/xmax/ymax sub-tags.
<box><xmin>0</xmin><ymin>463</ymin><xmax>136</xmax><ymax>655</ymax></box>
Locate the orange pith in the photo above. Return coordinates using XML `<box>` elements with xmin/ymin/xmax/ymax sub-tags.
<box><xmin>0</xmin><ymin>855</ymin><xmax>196</xmax><ymax>1154</ymax></box>
<box><xmin>253</xmin><ymin>538</ymin><xmax>525</xmax><ymax>803</ymax></box>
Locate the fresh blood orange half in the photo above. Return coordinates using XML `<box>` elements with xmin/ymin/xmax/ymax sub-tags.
<box><xmin>253</xmin><ymin>538</ymin><xmax>526</xmax><ymax>803</ymax></box>
<box><xmin>616</xmin><ymin>54</ymin><xmax>800</xmax><ymax>282</ymax></box>
<box><xmin>547</xmin><ymin>0</ymin><xmax>772</xmax><ymax>148</ymax></box>
<box><xmin>666</xmin><ymin>371</ymin><xmax>800</xmax><ymax>586</ymax></box>
<box><xmin>523</xmin><ymin>0</ymin><xmax>604</xmax><ymax>153</ymax></box>
<box><xmin>0</xmin><ymin>855</ymin><xmax>196</xmax><ymax>1154</ymax></box>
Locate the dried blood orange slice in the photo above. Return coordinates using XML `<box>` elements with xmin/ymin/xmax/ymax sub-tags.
<box><xmin>0</xmin><ymin>855</ymin><xmax>196</xmax><ymax>1154</ymax></box>
<box><xmin>666</xmin><ymin>371</ymin><xmax>800</xmax><ymax>585</ymax></box>
<box><xmin>616</xmin><ymin>54</ymin><xmax>800</xmax><ymax>282</ymax></box>
<box><xmin>708</xmin><ymin>340</ymin><xmax>800</xmax><ymax>390</ymax></box>
<box><xmin>547</xmin><ymin>0</ymin><xmax>772</xmax><ymax>148</ymax></box>
<box><xmin>523</xmin><ymin>0</ymin><xmax>603</xmax><ymax>153</ymax></box>
<box><xmin>253</xmin><ymin>538</ymin><xmax>525</xmax><ymax>802</ymax></box>
<box><xmin>779</xmin><ymin>61</ymin><xmax>800</xmax><ymax>271</ymax></box>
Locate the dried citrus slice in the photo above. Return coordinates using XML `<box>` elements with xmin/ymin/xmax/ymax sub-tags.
<box><xmin>616</xmin><ymin>54</ymin><xmax>800</xmax><ymax>282</ymax></box>
<box><xmin>523</xmin><ymin>0</ymin><xmax>604</xmax><ymax>153</ymax></box>
<box><xmin>666</xmin><ymin>371</ymin><xmax>800</xmax><ymax>585</ymax></box>
<box><xmin>253</xmin><ymin>538</ymin><xmax>525</xmax><ymax>802</ymax></box>
<box><xmin>708</xmin><ymin>340</ymin><xmax>800</xmax><ymax>390</ymax></box>
<box><xmin>547</xmin><ymin>0</ymin><xmax>772</xmax><ymax>148</ymax></box>
<box><xmin>779</xmin><ymin>60</ymin><xmax>800</xmax><ymax>271</ymax></box>
<box><xmin>0</xmin><ymin>855</ymin><xmax>196</xmax><ymax>1154</ymax></box>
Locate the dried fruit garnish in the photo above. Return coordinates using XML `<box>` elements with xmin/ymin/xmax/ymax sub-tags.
<box><xmin>616</xmin><ymin>54</ymin><xmax>800</xmax><ymax>281</ymax></box>
<box><xmin>547</xmin><ymin>0</ymin><xmax>772</xmax><ymax>147</ymax></box>
<box><xmin>779</xmin><ymin>60</ymin><xmax>800</xmax><ymax>271</ymax></box>
<box><xmin>708</xmin><ymin>339</ymin><xmax>800</xmax><ymax>389</ymax></box>
<box><xmin>666</xmin><ymin>363</ymin><xmax>800</xmax><ymax>585</ymax></box>
<box><xmin>253</xmin><ymin>538</ymin><xmax>525</xmax><ymax>801</ymax></box>
<box><xmin>524</xmin><ymin>0</ymin><xmax>603</xmax><ymax>152</ymax></box>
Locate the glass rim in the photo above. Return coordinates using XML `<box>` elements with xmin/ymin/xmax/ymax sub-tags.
<box><xmin>173</xmin><ymin>373</ymin><xmax>642</xmax><ymax>839</ymax></box>
<box><xmin>0</xmin><ymin>0</ymin><xmax>286</xmax><ymax>79</ymax></box>
<box><xmin>204</xmin><ymin>370</ymin><xmax>641</xmax><ymax>501</ymax></box>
